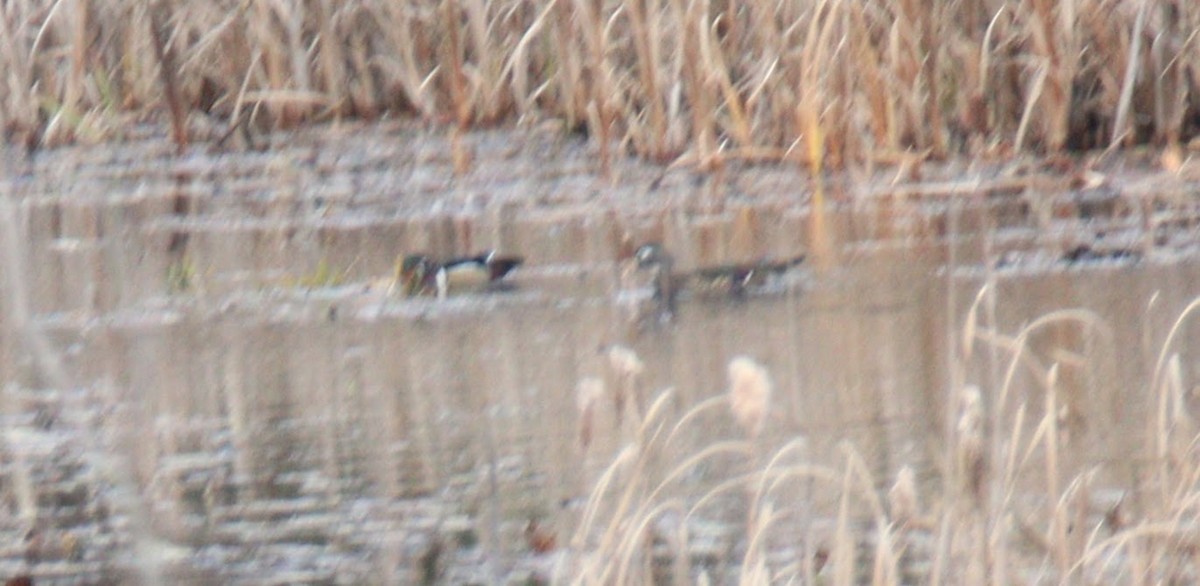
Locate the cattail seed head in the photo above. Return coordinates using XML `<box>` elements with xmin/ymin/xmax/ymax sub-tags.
<box><xmin>728</xmin><ymin>356</ymin><xmax>772</xmax><ymax>438</ymax></box>
<box><xmin>607</xmin><ymin>345</ymin><xmax>645</xmax><ymax>379</ymax></box>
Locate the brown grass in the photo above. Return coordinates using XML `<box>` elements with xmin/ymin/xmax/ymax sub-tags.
<box><xmin>559</xmin><ymin>296</ymin><xmax>1200</xmax><ymax>584</ymax></box>
<box><xmin>2</xmin><ymin>0</ymin><xmax>1197</xmax><ymax>160</ymax></box>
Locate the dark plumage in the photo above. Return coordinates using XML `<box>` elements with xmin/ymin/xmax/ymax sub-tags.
<box><xmin>691</xmin><ymin>256</ymin><xmax>806</xmax><ymax>297</ymax></box>
<box><xmin>634</xmin><ymin>243</ymin><xmax>680</xmax><ymax>319</ymax></box>
<box><xmin>633</xmin><ymin>243</ymin><xmax>804</xmax><ymax>317</ymax></box>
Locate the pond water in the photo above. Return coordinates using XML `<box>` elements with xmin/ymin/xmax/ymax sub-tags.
<box><xmin>2</xmin><ymin>123</ymin><xmax>1200</xmax><ymax>583</ymax></box>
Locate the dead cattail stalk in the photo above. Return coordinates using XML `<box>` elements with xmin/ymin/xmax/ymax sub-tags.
<box><xmin>606</xmin><ymin>344</ymin><xmax>645</xmax><ymax>426</ymax></box>
<box><xmin>796</xmin><ymin>3</ymin><xmax>838</xmax><ymax>272</ymax></box>
<box><xmin>585</xmin><ymin>100</ymin><xmax>612</xmax><ymax>182</ymax></box>
<box><xmin>955</xmin><ymin>384</ymin><xmax>985</xmax><ymax>501</ymax></box>
<box><xmin>888</xmin><ymin>465</ymin><xmax>919</xmax><ymax>528</ymax></box>
<box><xmin>576</xmin><ymin>377</ymin><xmax>605</xmax><ymax>450</ymax></box>
<box><xmin>0</xmin><ymin>1</ymin><xmax>37</xmax><ymax>135</ymax></box>
<box><xmin>848</xmin><ymin>2</ymin><xmax>889</xmax><ymax>146</ymax></box>
<box><xmin>677</xmin><ymin>0</ymin><xmax>716</xmax><ymax>170</ymax></box>
<box><xmin>375</xmin><ymin>2</ymin><xmax>435</xmax><ymax>117</ymax></box>
<box><xmin>442</xmin><ymin>0</ymin><xmax>470</xmax><ymax>126</ymax></box>
<box><xmin>700</xmin><ymin>2</ymin><xmax>751</xmax><ymax>150</ymax></box>
<box><xmin>313</xmin><ymin>0</ymin><xmax>346</xmax><ymax>117</ymax></box>
<box><xmin>1043</xmin><ymin>363</ymin><xmax>1072</xmax><ymax>580</ymax></box>
<box><xmin>625</xmin><ymin>0</ymin><xmax>668</xmax><ymax>161</ymax></box>
<box><xmin>462</xmin><ymin>0</ymin><xmax>509</xmax><ymax>122</ymax></box>
<box><xmin>66</xmin><ymin>0</ymin><xmax>90</xmax><ymax>128</ymax></box>
<box><xmin>1111</xmin><ymin>0</ymin><xmax>1149</xmax><ymax>149</ymax></box>
<box><xmin>451</xmin><ymin>126</ymin><xmax>473</xmax><ymax>175</ymax></box>
<box><xmin>148</xmin><ymin>0</ymin><xmax>188</xmax><ymax>153</ymax></box>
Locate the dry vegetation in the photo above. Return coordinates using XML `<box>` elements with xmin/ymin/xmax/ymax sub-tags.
<box><xmin>564</xmin><ymin>304</ymin><xmax>1200</xmax><ymax>584</ymax></box>
<box><xmin>2</xmin><ymin>0</ymin><xmax>1199</xmax><ymax>167</ymax></box>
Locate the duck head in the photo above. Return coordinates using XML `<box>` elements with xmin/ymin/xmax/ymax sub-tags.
<box><xmin>634</xmin><ymin>243</ymin><xmax>672</xmax><ymax>269</ymax></box>
<box><xmin>396</xmin><ymin>254</ymin><xmax>436</xmax><ymax>296</ymax></box>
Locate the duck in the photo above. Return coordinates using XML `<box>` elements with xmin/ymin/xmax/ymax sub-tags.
<box><xmin>394</xmin><ymin>251</ymin><xmax>524</xmax><ymax>298</ymax></box>
<box><xmin>690</xmin><ymin>255</ymin><xmax>806</xmax><ymax>297</ymax></box>
<box><xmin>632</xmin><ymin>243</ymin><xmax>804</xmax><ymax>317</ymax></box>
<box><xmin>633</xmin><ymin>243</ymin><xmax>680</xmax><ymax>319</ymax></box>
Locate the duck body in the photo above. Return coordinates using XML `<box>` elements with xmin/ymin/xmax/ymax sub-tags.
<box><xmin>634</xmin><ymin>243</ymin><xmax>680</xmax><ymax>319</ymax></box>
<box><xmin>632</xmin><ymin>243</ymin><xmax>804</xmax><ymax>317</ymax></box>
<box><xmin>395</xmin><ymin>251</ymin><xmax>523</xmax><ymax>298</ymax></box>
<box><xmin>690</xmin><ymin>256</ymin><xmax>806</xmax><ymax>297</ymax></box>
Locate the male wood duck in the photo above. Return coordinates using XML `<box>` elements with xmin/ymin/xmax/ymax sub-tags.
<box><xmin>633</xmin><ymin>243</ymin><xmax>805</xmax><ymax>317</ymax></box>
<box><xmin>394</xmin><ymin>251</ymin><xmax>524</xmax><ymax>298</ymax></box>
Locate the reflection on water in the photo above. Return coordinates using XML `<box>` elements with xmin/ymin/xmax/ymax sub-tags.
<box><xmin>11</xmin><ymin>228</ymin><xmax>1198</xmax><ymax>582</ymax></box>
<box><xmin>5</xmin><ymin>124</ymin><xmax>1200</xmax><ymax>581</ymax></box>
<box><xmin>19</xmin><ymin>242</ymin><xmax>1189</xmax><ymax>582</ymax></box>
<box><xmin>8</xmin><ymin>250</ymin><xmax>948</xmax><ymax>581</ymax></box>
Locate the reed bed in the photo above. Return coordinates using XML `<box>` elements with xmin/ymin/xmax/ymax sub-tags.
<box><xmin>560</xmin><ymin>302</ymin><xmax>1200</xmax><ymax>584</ymax></box>
<box><xmin>2</xmin><ymin>0</ymin><xmax>1197</xmax><ymax>165</ymax></box>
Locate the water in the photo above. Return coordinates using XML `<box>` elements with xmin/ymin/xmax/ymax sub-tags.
<box><xmin>2</xmin><ymin>123</ymin><xmax>1198</xmax><ymax>583</ymax></box>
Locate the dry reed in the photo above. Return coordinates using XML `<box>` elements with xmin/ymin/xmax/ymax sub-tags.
<box><xmin>3</xmin><ymin>0</ymin><xmax>1196</xmax><ymax>161</ymax></box>
<box><xmin>563</xmin><ymin>291</ymin><xmax>1200</xmax><ymax>584</ymax></box>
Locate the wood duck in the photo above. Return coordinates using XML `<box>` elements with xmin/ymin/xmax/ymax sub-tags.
<box><xmin>633</xmin><ymin>243</ymin><xmax>804</xmax><ymax>316</ymax></box>
<box><xmin>634</xmin><ymin>243</ymin><xmax>680</xmax><ymax>318</ymax></box>
<box><xmin>690</xmin><ymin>255</ymin><xmax>806</xmax><ymax>297</ymax></box>
<box><xmin>394</xmin><ymin>251</ymin><xmax>524</xmax><ymax>298</ymax></box>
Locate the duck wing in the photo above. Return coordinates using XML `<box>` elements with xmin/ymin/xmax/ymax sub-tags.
<box><xmin>486</xmin><ymin>256</ymin><xmax>523</xmax><ymax>280</ymax></box>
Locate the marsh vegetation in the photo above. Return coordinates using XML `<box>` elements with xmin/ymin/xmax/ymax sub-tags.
<box><xmin>4</xmin><ymin>1</ymin><xmax>1200</xmax><ymax>584</ymax></box>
